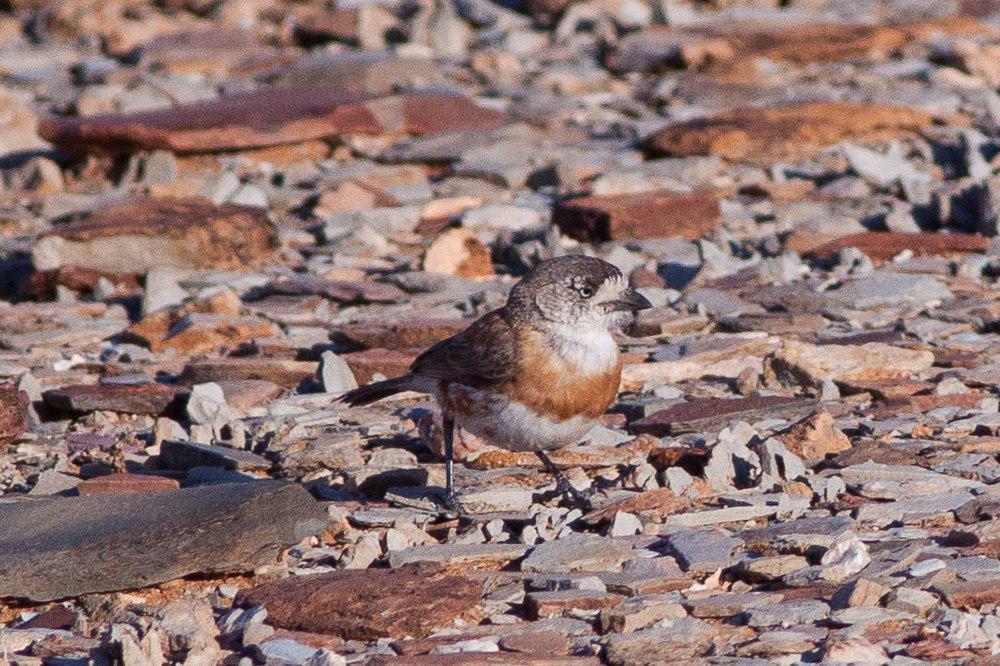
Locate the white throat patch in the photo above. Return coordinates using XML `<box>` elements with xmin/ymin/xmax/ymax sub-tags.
<box><xmin>546</xmin><ymin>322</ymin><xmax>620</xmax><ymax>375</ymax></box>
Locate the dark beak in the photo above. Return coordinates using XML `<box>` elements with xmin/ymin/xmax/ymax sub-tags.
<box><xmin>609</xmin><ymin>289</ymin><xmax>652</xmax><ymax>312</ymax></box>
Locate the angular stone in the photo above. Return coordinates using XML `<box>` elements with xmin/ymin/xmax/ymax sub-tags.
<box><xmin>776</xmin><ymin>410</ymin><xmax>851</xmax><ymax>462</ymax></box>
<box><xmin>0</xmin><ymin>481</ymin><xmax>326</xmax><ymax>601</ymax></box>
<box><xmin>664</xmin><ymin>528</ymin><xmax>741</xmax><ymax>574</ymax></box>
<box><xmin>521</xmin><ymin>535</ymin><xmax>632</xmax><ymax>574</ymax></box>
<box><xmin>685</xmin><ymin>591</ymin><xmax>783</xmax><ymax>619</ymax></box>
<box><xmin>774</xmin><ymin>341</ymin><xmax>934</xmax><ymax>386</ymax></box>
<box><xmin>236</xmin><ymin>565</ymin><xmax>481</xmax><ymax>640</ymax></box>
<box><xmin>32</xmin><ymin>197</ymin><xmax>279</xmax><ymax>274</ymax></box>
<box><xmin>39</xmin><ymin>89</ymin><xmax>506</xmax><ymax>156</ymax></box>
<box><xmin>272</xmin><ymin>433</ymin><xmax>366</xmax><ymax>474</ymax></box>
<box><xmin>126</xmin><ymin>311</ymin><xmax>279</xmax><ymax>355</ymax></box>
<box><xmin>604</xmin><ymin>618</ymin><xmax>732</xmax><ymax>665</ymax></box>
<box><xmin>552</xmin><ymin>190</ymin><xmax>721</xmax><ymax>243</ymax></box>
<box><xmin>389</xmin><ymin>543</ymin><xmax>529</xmax><ymax>569</ymax></box>
<box><xmin>631</xmin><ymin>396</ymin><xmax>815</xmax><ymax>436</ymax></box>
<box><xmin>179</xmin><ymin>358</ymin><xmax>318</xmax><ymax>388</ymax></box>
<box><xmin>76</xmin><ymin>473</ymin><xmax>180</xmax><ymax>495</ymax></box>
<box><xmin>455</xmin><ymin>485</ymin><xmax>534</xmax><ymax>515</ymax></box>
<box><xmin>0</xmin><ymin>383</ymin><xmax>28</xmax><ymax>444</ymax></box>
<box><xmin>645</xmin><ymin>102</ymin><xmax>933</xmax><ymax>165</ymax></box>
<box><xmin>582</xmin><ymin>488</ymin><xmax>690</xmax><ymax>526</ymax></box>
<box><xmin>160</xmin><ymin>440</ymin><xmax>271</xmax><ymax>473</ymax></box>
<box><xmin>43</xmin><ymin>383</ymin><xmax>186</xmax><ymax>416</ymax></box>
<box><xmin>423</xmin><ymin>228</ymin><xmax>494</xmax><ymax>279</ymax></box>
<box><xmin>935</xmin><ymin>578</ymin><xmax>1000</xmax><ymax>610</ymax></box>
<box><xmin>525</xmin><ymin>589</ymin><xmax>623</xmax><ymax>620</ymax></box>
<box><xmin>599</xmin><ymin>595</ymin><xmax>687</xmax><ymax>633</ymax></box>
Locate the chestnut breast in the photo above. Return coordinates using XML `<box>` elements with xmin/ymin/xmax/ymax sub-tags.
<box><xmin>501</xmin><ymin>327</ymin><xmax>622</xmax><ymax>422</ymax></box>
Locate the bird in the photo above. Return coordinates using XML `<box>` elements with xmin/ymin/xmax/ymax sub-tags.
<box><xmin>338</xmin><ymin>254</ymin><xmax>652</xmax><ymax>511</ymax></box>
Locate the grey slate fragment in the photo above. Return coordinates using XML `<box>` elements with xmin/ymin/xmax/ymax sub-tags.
<box><xmin>0</xmin><ymin>481</ymin><xmax>326</xmax><ymax>601</ymax></box>
<box><xmin>663</xmin><ymin>528</ymin><xmax>741</xmax><ymax>574</ymax></box>
<box><xmin>160</xmin><ymin>439</ymin><xmax>271</xmax><ymax>472</ymax></box>
<box><xmin>521</xmin><ymin>534</ymin><xmax>632</xmax><ymax>574</ymax></box>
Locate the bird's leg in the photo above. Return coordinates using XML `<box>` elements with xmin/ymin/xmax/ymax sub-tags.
<box><xmin>536</xmin><ymin>450</ymin><xmax>593</xmax><ymax>512</ymax></box>
<box><xmin>440</xmin><ymin>413</ymin><xmax>458</xmax><ymax>517</ymax></box>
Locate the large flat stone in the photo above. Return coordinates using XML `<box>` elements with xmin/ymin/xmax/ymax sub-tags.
<box><xmin>645</xmin><ymin>102</ymin><xmax>933</xmax><ymax>165</ymax></box>
<box><xmin>552</xmin><ymin>189</ymin><xmax>721</xmax><ymax>242</ymax></box>
<box><xmin>0</xmin><ymin>481</ymin><xmax>326</xmax><ymax>601</ymax></box>
<box><xmin>42</xmin><ymin>382</ymin><xmax>187</xmax><ymax>416</ymax></box>
<box><xmin>631</xmin><ymin>396</ymin><xmax>815</xmax><ymax>436</ymax></box>
<box><xmin>235</xmin><ymin>564</ymin><xmax>482</xmax><ymax>640</ymax></box>
<box><xmin>39</xmin><ymin>88</ymin><xmax>506</xmax><ymax>155</ymax></box>
<box><xmin>32</xmin><ymin>197</ymin><xmax>279</xmax><ymax>274</ymax></box>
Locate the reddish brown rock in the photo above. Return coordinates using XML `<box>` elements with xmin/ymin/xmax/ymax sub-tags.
<box><xmin>552</xmin><ymin>189</ymin><xmax>721</xmax><ymax>242</ymax></box>
<box><xmin>39</xmin><ymin>88</ymin><xmax>506</xmax><ymax>156</ymax></box>
<box><xmin>331</xmin><ymin>319</ymin><xmax>469</xmax><ymax>352</ymax></box>
<box><xmin>798</xmin><ymin>231</ymin><xmax>990</xmax><ymax>261</ymax></box>
<box><xmin>77</xmin><ymin>473</ymin><xmax>181</xmax><ymax>495</ymax></box>
<box><xmin>631</xmin><ymin>396</ymin><xmax>815</xmax><ymax>436</ymax></box>
<box><xmin>776</xmin><ymin>410</ymin><xmax>851</xmax><ymax>462</ymax></box>
<box><xmin>524</xmin><ymin>590</ymin><xmax>623</xmax><ymax>620</ymax></box>
<box><xmin>22</xmin><ymin>266</ymin><xmax>141</xmax><ymax>300</ymax></box>
<box><xmin>645</xmin><ymin>102</ymin><xmax>934</xmax><ymax>165</ymax></box>
<box><xmin>235</xmin><ymin>564</ymin><xmax>482</xmax><ymax>640</ymax></box>
<box><xmin>32</xmin><ymin>197</ymin><xmax>279</xmax><ymax>274</ymax></box>
<box><xmin>935</xmin><ymin>579</ymin><xmax>1000</xmax><ymax>610</ymax></box>
<box><xmin>582</xmin><ymin>488</ymin><xmax>691</xmax><ymax>526</ymax></box>
<box><xmin>127</xmin><ymin>312</ymin><xmax>278</xmax><ymax>355</ymax></box>
<box><xmin>42</xmin><ymin>383</ymin><xmax>187</xmax><ymax>416</ymax></box>
<box><xmin>0</xmin><ymin>383</ymin><xmax>29</xmax><ymax>444</ymax></box>
<box><xmin>341</xmin><ymin>348</ymin><xmax>420</xmax><ymax>384</ymax></box>
<box><xmin>178</xmin><ymin>358</ymin><xmax>318</xmax><ymax>388</ymax></box>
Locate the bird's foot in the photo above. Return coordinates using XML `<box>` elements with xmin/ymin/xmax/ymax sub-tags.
<box><xmin>535</xmin><ymin>450</ymin><xmax>593</xmax><ymax>512</ymax></box>
<box><xmin>432</xmin><ymin>489</ymin><xmax>461</xmax><ymax>520</ymax></box>
<box><xmin>555</xmin><ymin>477</ymin><xmax>594</xmax><ymax>512</ymax></box>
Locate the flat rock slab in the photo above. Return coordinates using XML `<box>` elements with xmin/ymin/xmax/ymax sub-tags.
<box><xmin>32</xmin><ymin>197</ymin><xmax>279</xmax><ymax>274</ymax></box>
<box><xmin>159</xmin><ymin>439</ymin><xmax>272</xmax><ymax>472</ymax></box>
<box><xmin>235</xmin><ymin>564</ymin><xmax>482</xmax><ymax>641</ymax></box>
<box><xmin>39</xmin><ymin>87</ymin><xmax>506</xmax><ymax>155</ymax></box>
<box><xmin>521</xmin><ymin>534</ymin><xmax>632</xmax><ymax>574</ymax></box>
<box><xmin>800</xmin><ymin>231</ymin><xmax>990</xmax><ymax>261</ymax></box>
<box><xmin>178</xmin><ymin>358</ymin><xmax>318</xmax><ymax>387</ymax></box>
<box><xmin>645</xmin><ymin>102</ymin><xmax>933</xmax><ymax>165</ymax></box>
<box><xmin>774</xmin><ymin>341</ymin><xmax>934</xmax><ymax>385</ymax></box>
<box><xmin>552</xmin><ymin>189</ymin><xmax>721</xmax><ymax>242</ymax></box>
<box><xmin>0</xmin><ymin>480</ymin><xmax>326</xmax><ymax>601</ymax></box>
<box><xmin>42</xmin><ymin>382</ymin><xmax>187</xmax><ymax>416</ymax></box>
<box><xmin>631</xmin><ymin>396</ymin><xmax>815</xmax><ymax>435</ymax></box>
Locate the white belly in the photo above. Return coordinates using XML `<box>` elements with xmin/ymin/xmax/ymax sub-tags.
<box><xmin>439</xmin><ymin>384</ymin><xmax>595</xmax><ymax>451</ymax></box>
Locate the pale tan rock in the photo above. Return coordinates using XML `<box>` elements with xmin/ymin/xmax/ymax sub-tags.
<box><xmin>773</xmin><ymin>340</ymin><xmax>934</xmax><ymax>385</ymax></box>
<box><xmin>777</xmin><ymin>410</ymin><xmax>851</xmax><ymax>461</ymax></box>
<box><xmin>422</xmin><ymin>227</ymin><xmax>494</xmax><ymax>279</ymax></box>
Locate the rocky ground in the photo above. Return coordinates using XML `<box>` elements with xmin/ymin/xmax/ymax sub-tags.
<box><xmin>0</xmin><ymin>0</ymin><xmax>999</xmax><ymax>663</ymax></box>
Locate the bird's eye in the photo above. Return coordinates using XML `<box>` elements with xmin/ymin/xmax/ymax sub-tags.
<box><xmin>577</xmin><ymin>286</ymin><xmax>593</xmax><ymax>298</ymax></box>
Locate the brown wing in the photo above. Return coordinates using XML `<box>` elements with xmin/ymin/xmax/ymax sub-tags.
<box><xmin>409</xmin><ymin>308</ymin><xmax>519</xmax><ymax>389</ymax></box>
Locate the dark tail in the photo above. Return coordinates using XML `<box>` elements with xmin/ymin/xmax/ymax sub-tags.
<box><xmin>338</xmin><ymin>375</ymin><xmax>413</xmax><ymax>406</ymax></box>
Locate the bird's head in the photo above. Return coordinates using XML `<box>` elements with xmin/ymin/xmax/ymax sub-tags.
<box><xmin>508</xmin><ymin>255</ymin><xmax>652</xmax><ymax>332</ymax></box>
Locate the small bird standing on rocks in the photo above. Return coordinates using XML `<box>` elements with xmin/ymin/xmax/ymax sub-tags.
<box><xmin>339</xmin><ymin>255</ymin><xmax>651</xmax><ymax>510</ymax></box>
